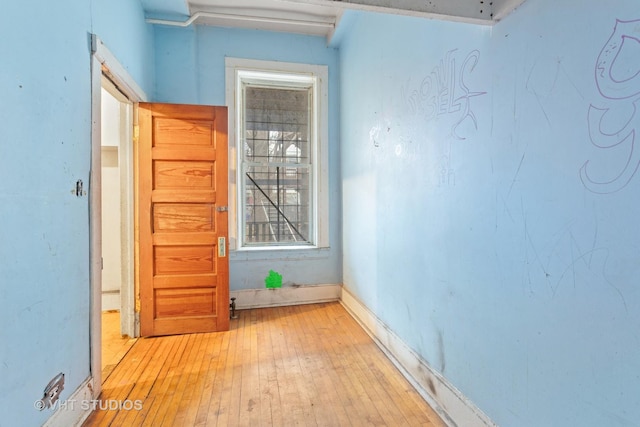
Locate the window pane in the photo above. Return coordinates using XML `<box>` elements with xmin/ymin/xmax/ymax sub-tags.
<box><xmin>244</xmin><ymin>165</ymin><xmax>310</xmax><ymax>245</ymax></box>
<box><xmin>244</xmin><ymin>87</ymin><xmax>310</xmax><ymax>164</ymax></box>
<box><xmin>242</xmin><ymin>83</ymin><xmax>313</xmax><ymax>246</ymax></box>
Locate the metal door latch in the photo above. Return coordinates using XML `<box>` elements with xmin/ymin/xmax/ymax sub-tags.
<box><xmin>218</xmin><ymin>237</ymin><xmax>226</xmax><ymax>257</ymax></box>
<box><xmin>216</xmin><ymin>206</ymin><xmax>228</xmax><ymax>212</ymax></box>
<box><xmin>35</xmin><ymin>372</ymin><xmax>65</xmax><ymax>410</ymax></box>
<box><xmin>73</xmin><ymin>179</ymin><xmax>85</xmax><ymax>197</ymax></box>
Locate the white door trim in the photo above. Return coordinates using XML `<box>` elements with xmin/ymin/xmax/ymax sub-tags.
<box><xmin>90</xmin><ymin>35</ymin><xmax>147</xmax><ymax>398</ymax></box>
<box><xmin>101</xmin><ymin>77</ymin><xmax>137</xmax><ymax>339</ymax></box>
<box><xmin>92</xmin><ymin>36</ymin><xmax>147</xmax><ymax>103</ymax></box>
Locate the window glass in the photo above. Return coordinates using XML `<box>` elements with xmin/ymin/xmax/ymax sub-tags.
<box><xmin>241</xmin><ymin>82</ymin><xmax>314</xmax><ymax>246</ymax></box>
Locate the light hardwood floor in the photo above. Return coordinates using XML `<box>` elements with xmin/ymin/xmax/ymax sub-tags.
<box><xmin>85</xmin><ymin>302</ymin><xmax>444</xmax><ymax>426</ymax></box>
<box><xmin>102</xmin><ymin>311</ymin><xmax>137</xmax><ymax>378</ymax></box>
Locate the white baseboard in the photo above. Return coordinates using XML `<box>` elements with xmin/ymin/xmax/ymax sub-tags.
<box><xmin>101</xmin><ymin>292</ymin><xmax>120</xmax><ymax>311</ymax></box>
<box><xmin>42</xmin><ymin>376</ymin><xmax>94</xmax><ymax>427</ymax></box>
<box><xmin>340</xmin><ymin>288</ymin><xmax>496</xmax><ymax>427</ymax></box>
<box><xmin>230</xmin><ymin>284</ymin><xmax>342</xmax><ymax>309</ymax></box>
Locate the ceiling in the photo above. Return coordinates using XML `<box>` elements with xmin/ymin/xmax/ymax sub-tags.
<box><xmin>142</xmin><ymin>0</ymin><xmax>527</xmax><ymax>40</ymax></box>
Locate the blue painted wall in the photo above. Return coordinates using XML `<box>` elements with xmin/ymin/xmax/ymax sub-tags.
<box><xmin>3</xmin><ymin>0</ymin><xmax>639</xmax><ymax>424</ymax></box>
<box><xmin>0</xmin><ymin>0</ymin><xmax>153</xmax><ymax>424</ymax></box>
<box><xmin>154</xmin><ymin>26</ymin><xmax>342</xmax><ymax>290</ymax></box>
<box><xmin>339</xmin><ymin>1</ymin><xmax>640</xmax><ymax>425</ymax></box>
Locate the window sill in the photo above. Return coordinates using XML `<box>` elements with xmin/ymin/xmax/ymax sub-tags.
<box><xmin>230</xmin><ymin>246</ymin><xmax>331</xmax><ymax>261</ymax></box>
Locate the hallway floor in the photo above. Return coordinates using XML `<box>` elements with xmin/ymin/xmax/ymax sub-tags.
<box><xmin>86</xmin><ymin>302</ymin><xmax>444</xmax><ymax>426</ymax></box>
<box><xmin>101</xmin><ymin>311</ymin><xmax>137</xmax><ymax>379</ymax></box>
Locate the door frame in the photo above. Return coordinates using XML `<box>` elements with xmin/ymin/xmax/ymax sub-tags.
<box><xmin>90</xmin><ymin>35</ymin><xmax>147</xmax><ymax>396</ymax></box>
<box><xmin>101</xmin><ymin>77</ymin><xmax>137</xmax><ymax>335</ymax></box>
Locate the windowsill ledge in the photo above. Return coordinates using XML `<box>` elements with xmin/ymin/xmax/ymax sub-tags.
<box><xmin>230</xmin><ymin>246</ymin><xmax>332</xmax><ymax>261</ymax></box>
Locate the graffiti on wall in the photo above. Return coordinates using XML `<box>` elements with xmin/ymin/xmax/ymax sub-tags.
<box><xmin>401</xmin><ymin>49</ymin><xmax>487</xmax><ymax>140</ymax></box>
<box><xmin>580</xmin><ymin>19</ymin><xmax>640</xmax><ymax>194</ymax></box>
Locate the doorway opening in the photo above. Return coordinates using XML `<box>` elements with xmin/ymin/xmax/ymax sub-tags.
<box><xmin>90</xmin><ymin>35</ymin><xmax>148</xmax><ymax>396</ymax></box>
<box><xmin>100</xmin><ymin>78</ymin><xmax>137</xmax><ymax>378</ymax></box>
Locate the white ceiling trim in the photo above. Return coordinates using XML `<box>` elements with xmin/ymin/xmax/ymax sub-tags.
<box><xmin>146</xmin><ymin>11</ymin><xmax>335</xmax><ymax>29</ymax></box>
<box><xmin>143</xmin><ymin>0</ymin><xmax>527</xmax><ymax>40</ymax></box>
<box><xmin>278</xmin><ymin>0</ymin><xmax>497</xmax><ymax>23</ymax></box>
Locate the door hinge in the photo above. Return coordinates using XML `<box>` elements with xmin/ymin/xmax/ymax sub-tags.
<box><xmin>216</xmin><ymin>206</ymin><xmax>228</xmax><ymax>212</ymax></box>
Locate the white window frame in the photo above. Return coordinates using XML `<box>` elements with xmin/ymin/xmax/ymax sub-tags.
<box><xmin>225</xmin><ymin>58</ymin><xmax>329</xmax><ymax>251</ymax></box>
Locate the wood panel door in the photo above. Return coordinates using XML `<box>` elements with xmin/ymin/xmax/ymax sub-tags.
<box><xmin>138</xmin><ymin>103</ymin><xmax>229</xmax><ymax>336</ymax></box>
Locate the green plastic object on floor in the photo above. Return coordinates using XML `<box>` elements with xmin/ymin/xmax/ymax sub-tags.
<box><xmin>265</xmin><ymin>270</ymin><xmax>282</xmax><ymax>288</ymax></box>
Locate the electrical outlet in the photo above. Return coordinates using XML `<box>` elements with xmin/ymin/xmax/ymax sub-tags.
<box><xmin>35</xmin><ymin>373</ymin><xmax>65</xmax><ymax>411</ymax></box>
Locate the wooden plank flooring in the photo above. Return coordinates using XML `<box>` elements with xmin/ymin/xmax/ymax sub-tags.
<box><xmin>84</xmin><ymin>302</ymin><xmax>444</xmax><ymax>427</ymax></box>
<box><xmin>102</xmin><ymin>311</ymin><xmax>137</xmax><ymax>378</ymax></box>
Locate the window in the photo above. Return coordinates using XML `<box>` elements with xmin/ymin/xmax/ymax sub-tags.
<box><xmin>226</xmin><ymin>59</ymin><xmax>328</xmax><ymax>250</ymax></box>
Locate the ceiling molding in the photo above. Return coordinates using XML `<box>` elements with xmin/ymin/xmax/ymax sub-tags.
<box><xmin>142</xmin><ymin>0</ymin><xmax>528</xmax><ymax>39</ymax></box>
<box><xmin>278</xmin><ymin>0</ymin><xmax>527</xmax><ymax>23</ymax></box>
<box><xmin>278</xmin><ymin>0</ymin><xmax>489</xmax><ymax>23</ymax></box>
<box><xmin>146</xmin><ymin>10</ymin><xmax>336</xmax><ymax>37</ymax></box>
<box><xmin>491</xmin><ymin>0</ymin><xmax>527</xmax><ymax>21</ymax></box>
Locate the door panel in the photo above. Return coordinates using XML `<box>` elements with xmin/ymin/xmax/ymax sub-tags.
<box><xmin>138</xmin><ymin>103</ymin><xmax>229</xmax><ymax>336</ymax></box>
<box><xmin>153</xmin><ymin>204</ymin><xmax>215</xmax><ymax>233</ymax></box>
